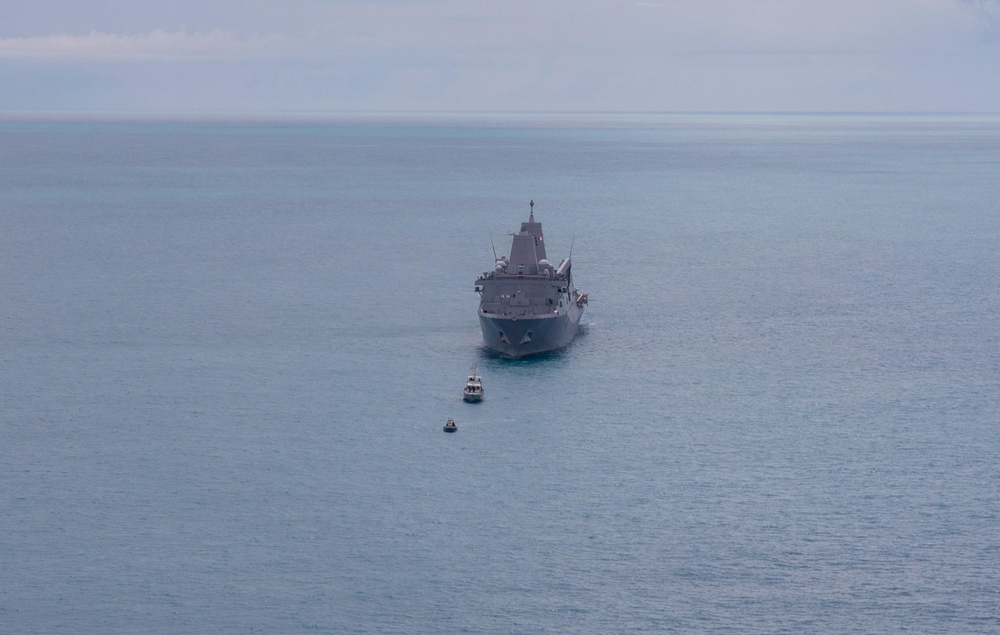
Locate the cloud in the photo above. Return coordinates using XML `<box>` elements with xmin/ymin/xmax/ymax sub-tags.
<box><xmin>278</xmin><ymin>0</ymin><xmax>991</xmax><ymax>55</ymax></box>
<box><xmin>3</xmin><ymin>1</ymin><xmax>993</xmax><ymax>64</ymax></box>
<box><xmin>1</xmin><ymin>1</ymin><xmax>998</xmax><ymax>112</ymax></box>
<box><xmin>0</xmin><ymin>29</ymin><xmax>295</xmax><ymax>61</ymax></box>
<box><xmin>962</xmin><ymin>0</ymin><xmax>1000</xmax><ymax>35</ymax></box>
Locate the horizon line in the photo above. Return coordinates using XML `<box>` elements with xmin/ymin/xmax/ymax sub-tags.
<box><xmin>3</xmin><ymin>109</ymin><xmax>1000</xmax><ymax>123</ymax></box>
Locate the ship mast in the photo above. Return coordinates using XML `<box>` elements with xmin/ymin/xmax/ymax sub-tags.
<box><xmin>529</xmin><ymin>200</ymin><xmax>539</xmax><ymax>266</ymax></box>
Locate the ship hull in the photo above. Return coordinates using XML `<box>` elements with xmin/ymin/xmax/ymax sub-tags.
<box><xmin>478</xmin><ymin>303</ymin><xmax>583</xmax><ymax>358</ymax></box>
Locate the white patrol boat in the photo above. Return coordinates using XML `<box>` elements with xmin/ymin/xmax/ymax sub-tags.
<box><xmin>463</xmin><ymin>365</ymin><xmax>484</xmax><ymax>402</ymax></box>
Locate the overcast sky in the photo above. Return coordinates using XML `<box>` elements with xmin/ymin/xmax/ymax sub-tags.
<box><xmin>2</xmin><ymin>0</ymin><xmax>999</xmax><ymax>114</ymax></box>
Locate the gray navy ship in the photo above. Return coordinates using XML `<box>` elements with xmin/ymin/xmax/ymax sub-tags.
<box><xmin>475</xmin><ymin>201</ymin><xmax>587</xmax><ymax>358</ymax></box>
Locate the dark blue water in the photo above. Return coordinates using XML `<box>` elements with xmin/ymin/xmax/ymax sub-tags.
<box><xmin>2</xmin><ymin>114</ymin><xmax>999</xmax><ymax>633</ymax></box>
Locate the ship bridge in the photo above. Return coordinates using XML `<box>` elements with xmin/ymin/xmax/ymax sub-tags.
<box><xmin>506</xmin><ymin>208</ymin><xmax>548</xmax><ymax>275</ymax></box>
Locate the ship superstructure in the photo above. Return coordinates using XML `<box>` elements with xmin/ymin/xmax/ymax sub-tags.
<box><xmin>475</xmin><ymin>201</ymin><xmax>587</xmax><ymax>358</ymax></box>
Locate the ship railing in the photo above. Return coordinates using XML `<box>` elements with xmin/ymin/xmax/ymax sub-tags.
<box><xmin>478</xmin><ymin>272</ymin><xmax>566</xmax><ymax>282</ymax></box>
<box><xmin>480</xmin><ymin>305</ymin><xmax>559</xmax><ymax>317</ymax></box>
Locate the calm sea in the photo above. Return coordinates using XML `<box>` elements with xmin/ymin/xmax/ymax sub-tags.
<box><xmin>2</xmin><ymin>113</ymin><xmax>999</xmax><ymax>633</ymax></box>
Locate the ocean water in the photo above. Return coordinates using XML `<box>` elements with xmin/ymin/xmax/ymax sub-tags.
<box><xmin>2</xmin><ymin>113</ymin><xmax>999</xmax><ymax>633</ymax></box>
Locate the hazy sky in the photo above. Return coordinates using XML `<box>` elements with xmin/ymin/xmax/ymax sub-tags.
<box><xmin>2</xmin><ymin>0</ymin><xmax>999</xmax><ymax>113</ymax></box>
